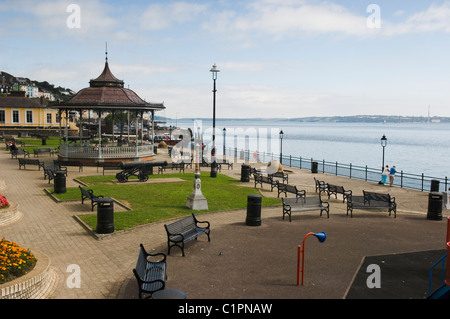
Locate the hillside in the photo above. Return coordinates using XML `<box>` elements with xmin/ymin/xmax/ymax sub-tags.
<box><xmin>1</xmin><ymin>71</ymin><xmax>75</xmax><ymax>101</ymax></box>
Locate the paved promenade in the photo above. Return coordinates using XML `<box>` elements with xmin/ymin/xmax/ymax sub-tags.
<box><xmin>0</xmin><ymin>148</ymin><xmax>448</xmax><ymax>299</ymax></box>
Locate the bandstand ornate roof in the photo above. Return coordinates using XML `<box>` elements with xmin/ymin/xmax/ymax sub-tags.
<box><xmin>55</xmin><ymin>58</ymin><xmax>165</xmax><ymax>112</ymax></box>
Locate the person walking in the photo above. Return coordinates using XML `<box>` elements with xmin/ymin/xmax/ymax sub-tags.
<box><xmin>381</xmin><ymin>165</ymin><xmax>389</xmax><ymax>184</ymax></box>
<box><xmin>389</xmin><ymin>165</ymin><xmax>397</xmax><ymax>187</ymax></box>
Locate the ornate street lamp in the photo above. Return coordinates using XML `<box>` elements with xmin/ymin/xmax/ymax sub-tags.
<box><xmin>210</xmin><ymin>63</ymin><xmax>220</xmax><ymax>178</ymax></box>
<box><xmin>279</xmin><ymin>130</ymin><xmax>284</xmax><ymax>164</ymax></box>
<box><xmin>381</xmin><ymin>134</ymin><xmax>387</xmax><ymax>171</ymax></box>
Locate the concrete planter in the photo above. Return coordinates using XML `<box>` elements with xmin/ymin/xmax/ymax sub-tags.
<box><xmin>0</xmin><ymin>249</ymin><xmax>58</xmax><ymax>299</ymax></box>
<box><xmin>0</xmin><ymin>200</ymin><xmax>22</xmax><ymax>226</ymax></box>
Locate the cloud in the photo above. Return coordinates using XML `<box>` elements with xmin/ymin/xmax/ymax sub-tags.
<box><xmin>384</xmin><ymin>2</ymin><xmax>450</xmax><ymax>36</ymax></box>
<box><xmin>204</xmin><ymin>0</ymin><xmax>450</xmax><ymax>41</ymax></box>
<box><xmin>140</xmin><ymin>1</ymin><xmax>208</xmax><ymax>30</ymax></box>
<box><xmin>0</xmin><ymin>0</ymin><xmax>118</xmax><ymax>40</ymax></box>
<box><xmin>204</xmin><ymin>0</ymin><xmax>370</xmax><ymax>40</ymax></box>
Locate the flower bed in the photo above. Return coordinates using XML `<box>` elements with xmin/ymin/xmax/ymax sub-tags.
<box><xmin>0</xmin><ymin>238</ymin><xmax>37</xmax><ymax>284</ymax></box>
<box><xmin>0</xmin><ymin>248</ymin><xmax>56</xmax><ymax>299</ymax></box>
<box><xmin>0</xmin><ymin>195</ymin><xmax>9</xmax><ymax>209</ymax></box>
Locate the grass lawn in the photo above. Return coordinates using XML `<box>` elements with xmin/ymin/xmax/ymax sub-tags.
<box><xmin>51</xmin><ymin>173</ymin><xmax>281</xmax><ymax>231</ymax></box>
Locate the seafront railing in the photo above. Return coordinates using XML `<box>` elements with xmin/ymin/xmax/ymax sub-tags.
<box><xmin>227</xmin><ymin>147</ymin><xmax>449</xmax><ymax>193</ymax></box>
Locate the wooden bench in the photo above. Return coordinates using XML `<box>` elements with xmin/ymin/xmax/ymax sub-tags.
<box><xmin>277</xmin><ymin>183</ymin><xmax>306</xmax><ymax>198</ymax></box>
<box><xmin>33</xmin><ymin>147</ymin><xmax>57</xmax><ymax>157</ymax></box>
<box><xmin>326</xmin><ymin>183</ymin><xmax>352</xmax><ymax>202</ymax></box>
<box><xmin>79</xmin><ymin>185</ymin><xmax>104</xmax><ymax>211</ymax></box>
<box><xmin>11</xmin><ymin>149</ymin><xmax>30</xmax><ymax>159</ymax></box>
<box><xmin>254</xmin><ymin>174</ymin><xmax>278</xmax><ymax>191</ymax></box>
<box><xmin>270</xmin><ymin>171</ymin><xmax>289</xmax><ymax>184</ymax></box>
<box><xmin>132</xmin><ymin>244</ymin><xmax>167</xmax><ymax>299</ymax></box>
<box><xmin>218</xmin><ymin>160</ymin><xmax>233</xmax><ymax>171</ymax></box>
<box><xmin>314</xmin><ymin>177</ymin><xmax>327</xmax><ymax>194</ymax></box>
<box><xmin>43</xmin><ymin>164</ymin><xmax>67</xmax><ymax>183</ymax></box>
<box><xmin>164</xmin><ymin>213</ymin><xmax>211</xmax><ymax>256</ymax></box>
<box><xmin>54</xmin><ymin>159</ymin><xmax>83</xmax><ymax>172</ymax></box>
<box><xmin>18</xmin><ymin>158</ymin><xmax>44</xmax><ymax>170</ymax></box>
<box><xmin>161</xmin><ymin>162</ymin><xmax>185</xmax><ymax>173</ymax></box>
<box><xmin>347</xmin><ymin>190</ymin><xmax>397</xmax><ymax>218</ymax></box>
<box><xmin>96</xmin><ymin>161</ymin><xmax>121</xmax><ymax>175</ymax></box>
<box><xmin>282</xmin><ymin>196</ymin><xmax>330</xmax><ymax>222</ymax></box>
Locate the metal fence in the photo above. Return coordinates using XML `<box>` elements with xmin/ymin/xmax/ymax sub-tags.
<box><xmin>228</xmin><ymin>147</ymin><xmax>449</xmax><ymax>193</ymax></box>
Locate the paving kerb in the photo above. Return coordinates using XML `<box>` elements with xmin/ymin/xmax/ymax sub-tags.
<box><xmin>0</xmin><ymin>148</ymin><xmax>448</xmax><ymax>299</ymax></box>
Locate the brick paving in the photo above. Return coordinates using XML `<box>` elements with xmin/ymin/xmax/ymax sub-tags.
<box><xmin>0</xmin><ymin>148</ymin><xmax>448</xmax><ymax>299</ymax></box>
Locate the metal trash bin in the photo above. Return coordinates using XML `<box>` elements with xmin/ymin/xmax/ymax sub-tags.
<box><xmin>246</xmin><ymin>194</ymin><xmax>262</xmax><ymax>226</ymax></box>
<box><xmin>54</xmin><ymin>171</ymin><xmax>66</xmax><ymax>194</ymax></box>
<box><xmin>311</xmin><ymin>161</ymin><xmax>318</xmax><ymax>174</ymax></box>
<box><xmin>241</xmin><ymin>164</ymin><xmax>251</xmax><ymax>182</ymax></box>
<box><xmin>97</xmin><ymin>198</ymin><xmax>114</xmax><ymax>234</ymax></box>
<box><xmin>427</xmin><ymin>192</ymin><xmax>443</xmax><ymax>221</ymax></box>
<box><xmin>430</xmin><ymin>180</ymin><xmax>440</xmax><ymax>192</ymax></box>
<box><xmin>42</xmin><ymin>137</ymin><xmax>47</xmax><ymax>145</ymax></box>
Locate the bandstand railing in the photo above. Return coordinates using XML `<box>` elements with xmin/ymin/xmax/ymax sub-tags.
<box><xmin>59</xmin><ymin>144</ymin><xmax>155</xmax><ymax>159</ymax></box>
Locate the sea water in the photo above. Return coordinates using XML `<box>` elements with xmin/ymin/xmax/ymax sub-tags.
<box><xmin>173</xmin><ymin>119</ymin><xmax>450</xmax><ymax>180</ymax></box>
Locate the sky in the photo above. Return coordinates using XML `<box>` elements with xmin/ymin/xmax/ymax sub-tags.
<box><xmin>1</xmin><ymin>0</ymin><xmax>450</xmax><ymax>119</ymax></box>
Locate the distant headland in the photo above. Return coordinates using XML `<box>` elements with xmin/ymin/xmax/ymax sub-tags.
<box><xmin>162</xmin><ymin>115</ymin><xmax>450</xmax><ymax>123</ymax></box>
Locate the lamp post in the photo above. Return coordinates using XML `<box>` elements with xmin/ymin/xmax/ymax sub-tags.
<box><xmin>381</xmin><ymin>134</ymin><xmax>387</xmax><ymax>171</ymax></box>
<box><xmin>279</xmin><ymin>130</ymin><xmax>284</xmax><ymax>164</ymax></box>
<box><xmin>223</xmin><ymin>128</ymin><xmax>226</xmax><ymax>159</ymax></box>
<box><xmin>210</xmin><ymin>63</ymin><xmax>220</xmax><ymax>178</ymax></box>
<box><xmin>297</xmin><ymin>232</ymin><xmax>327</xmax><ymax>286</ymax></box>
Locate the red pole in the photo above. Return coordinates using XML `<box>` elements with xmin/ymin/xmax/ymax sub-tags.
<box><xmin>445</xmin><ymin>217</ymin><xmax>449</xmax><ymax>286</ymax></box>
<box><xmin>297</xmin><ymin>232</ymin><xmax>315</xmax><ymax>286</ymax></box>
<box><xmin>446</xmin><ymin>217</ymin><xmax>450</xmax><ymax>244</ymax></box>
<box><xmin>297</xmin><ymin>245</ymin><xmax>302</xmax><ymax>286</ymax></box>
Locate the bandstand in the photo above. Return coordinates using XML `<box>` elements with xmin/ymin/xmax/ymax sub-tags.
<box><xmin>53</xmin><ymin>55</ymin><xmax>165</xmax><ymax>166</ymax></box>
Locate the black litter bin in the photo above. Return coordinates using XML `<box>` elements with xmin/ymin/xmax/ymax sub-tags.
<box><xmin>430</xmin><ymin>180</ymin><xmax>440</xmax><ymax>192</ymax></box>
<box><xmin>54</xmin><ymin>171</ymin><xmax>66</xmax><ymax>194</ymax></box>
<box><xmin>246</xmin><ymin>194</ymin><xmax>262</xmax><ymax>226</ymax></box>
<box><xmin>97</xmin><ymin>198</ymin><xmax>114</xmax><ymax>234</ymax></box>
<box><xmin>42</xmin><ymin>137</ymin><xmax>47</xmax><ymax>145</ymax></box>
<box><xmin>427</xmin><ymin>192</ymin><xmax>443</xmax><ymax>221</ymax></box>
<box><xmin>311</xmin><ymin>161</ymin><xmax>318</xmax><ymax>174</ymax></box>
<box><xmin>241</xmin><ymin>164</ymin><xmax>251</xmax><ymax>182</ymax></box>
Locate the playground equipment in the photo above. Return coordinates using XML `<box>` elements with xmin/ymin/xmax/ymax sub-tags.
<box><xmin>297</xmin><ymin>232</ymin><xmax>327</xmax><ymax>286</ymax></box>
<box><xmin>428</xmin><ymin>216</ymin><xmax>450</xmax><ymax>299</ymax></box>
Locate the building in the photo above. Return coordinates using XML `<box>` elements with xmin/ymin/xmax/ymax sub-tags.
<box><xmin>0</xmin><ymin>91</ymin><xmax>75</xmax><ymax>130</ymax></box>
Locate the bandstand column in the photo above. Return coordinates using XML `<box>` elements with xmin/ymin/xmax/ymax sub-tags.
<box><xmin>98</xmin><ymin>110</ymin><xmax>103</xmax><ymax>158</ymax></box>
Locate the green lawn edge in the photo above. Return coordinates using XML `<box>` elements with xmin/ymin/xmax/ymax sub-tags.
<box><xmin>51</xmin><ymin>173</ymin><xmax>281</xmax><ymax>231</ymax></box>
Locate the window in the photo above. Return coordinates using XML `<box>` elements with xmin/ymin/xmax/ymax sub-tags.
<box><xmin>12</xmin><ymin>110</ymin><xmax>19</xmax><ymax>124</ymax></box>
<box><xmin>0</xmin><ymin>110</ymin><xmax>5</xmax><ymax>123</ymax></box>
<box><xmin>26</xmin><ymin>110</ymin><xmax>33</xmax><ymax>124</ymax></box>
<box><xmin>46</xmin><ymin>113</ymin><xmax>52</xmax><ymax>124</ymax></box>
